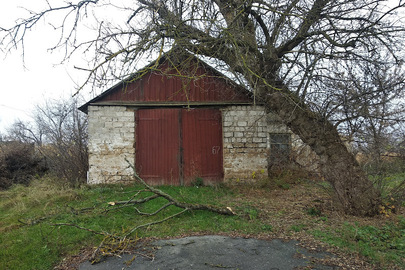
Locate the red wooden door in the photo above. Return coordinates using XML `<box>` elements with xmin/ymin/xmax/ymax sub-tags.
<box><xmin>135</xmin><ymin>108</ymin><xmax>223</xmax><ymax>185</ymax></box>
<box><xmin>182</xmin><ymin>109</ymin><xmax>223</xmax><ymax>185</ymax></box>
<box><xmin>136</xmin><ymin>109</ymin><xmax>181</xmax><ymax>185</ymax></box>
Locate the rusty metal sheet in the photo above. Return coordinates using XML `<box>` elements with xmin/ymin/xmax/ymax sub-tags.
<box><xmin>135</xmin><ymin>108</ymin><xmax>223</xmax><ymax>186</ymax></box>
<box><xmin>97</xmin><ymin>61</ymin><xmax>251</xmax><ymax>103</ymax></box>
<box><xmin>182</xmin><ymin>109</ymin><xmax>223</xmax><ymax>185</ymax></box>
<box><xmin>136</xmin><ymin>109</ymin><xmax>181</xmax><ymax>185</ymax></box>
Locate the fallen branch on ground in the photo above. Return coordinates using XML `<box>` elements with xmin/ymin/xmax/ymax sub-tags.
<box><xmin>125</xmin><ymin>208</ymin><xmax>189</xmax><ymax>237</ymax></box>
<box><xmin>123</xmin><ymin>158</ymin><xmax>236</xmax><ymax>216</ymax></box>
<box><xmin>49</xmin><ymin>159</ymin><xmax>236</xmax><ymax>264</ymax></box>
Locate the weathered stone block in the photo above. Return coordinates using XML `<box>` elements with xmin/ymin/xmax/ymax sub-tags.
<box><xmin>253</xmin><ymin>137</ymin><xmax>264</xmax><ymax>143</ymax></box>
<box><xmin>125</xmin><ymin>122</ymin><xmax>135</xmax><ymax>128</ymax></box>
<box><xmin>104</xmin><ymin>122</ymin><xmax>114</xmax><ymax>128</ymax></box>
<box><xmin>113</xmin><ymin>122</ymin><xmax>124</xmax><ymax>128</ymax></box>
<box><xmin>258</xmin><ymin>143</ymin><xmax>268</xmax><ymax>148</ymax></box>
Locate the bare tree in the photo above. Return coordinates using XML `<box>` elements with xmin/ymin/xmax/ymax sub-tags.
<box><xmin>323</xmin><ymin>54</ymin><xmax>405</xmax><ymax>159</ymax></box>
<box><xmin>7</xmin><ymin>120</ymin><xmax>44</xmax><ymax>146</ymax></box>
<box><xmin>2</xmin><ymin>0</ymin><xmax>405</xmax><ymax>215</ymax></box>
<box><xmin>36</xmin><ymin>97</ymin><xmax>88</xmax><ymax>184</ymax></box>
<box><xmin>7</xmin><ymin>97</ymin><xmax>88</xmax><ymax>184</ymax></box>
<box><xmin>320</xmin><ymin>54</ymin><xmax>405</xmax><ymax>200</ymax></box>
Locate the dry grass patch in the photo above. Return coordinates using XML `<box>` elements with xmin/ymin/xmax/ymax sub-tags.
<box><xmin>227</xmin><ymin>179</ymin><xmax>405</xmax><ymax>269</ymax></box>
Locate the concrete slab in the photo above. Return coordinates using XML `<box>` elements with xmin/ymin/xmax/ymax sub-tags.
<box><xmin>79</xmin><ymin>235</ymin><xmax>336</xmax><ymax>270</ymax></box>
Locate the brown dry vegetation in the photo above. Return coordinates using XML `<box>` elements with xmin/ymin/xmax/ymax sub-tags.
<box><xmin>226</xmin><ymin>179</ymin><xmax>404</xmax><ymax>269</ymax></box>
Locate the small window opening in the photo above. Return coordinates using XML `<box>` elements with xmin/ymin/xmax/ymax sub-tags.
<box><xmin>269</xmin><ymin>134</ymin><xmax>291</xmax><ymax>163</ymax></box>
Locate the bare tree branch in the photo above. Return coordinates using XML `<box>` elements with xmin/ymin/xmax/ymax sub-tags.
<box><xmin>125</xmin><ymin>158</ymin><xmax>236</xmax><ymax>216</ymax></box>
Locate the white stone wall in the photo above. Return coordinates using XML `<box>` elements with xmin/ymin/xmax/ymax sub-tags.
<box><xmin>222</xmin><ymin>106</ymin><xmax>269</xmax><ymax>182</ymax></box>
<box><xmin>87</xmin><ymin>106</ymin><xmax>135</xmax><ymax>184</ymax></box>
<box><xmin>222</xmin><ymin>107</ymin><xmax>320</xmax><ymax>183</ymax></box>
<box><xmin>86</xmin><ymin>104</ymin><xmax>319</xmax><ymax>185</ymax></box>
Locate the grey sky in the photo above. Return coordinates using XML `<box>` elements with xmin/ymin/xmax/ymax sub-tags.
<box><xmin>0</xmin><ymin>0</ymin><xmax>402</xmax><ymax>134</ymax></box>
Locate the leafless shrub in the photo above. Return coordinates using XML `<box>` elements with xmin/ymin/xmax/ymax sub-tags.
<box><xmin>0</xmin><ymin>141</ymin><xmax>47</xmax><ymax>189</ymax></box>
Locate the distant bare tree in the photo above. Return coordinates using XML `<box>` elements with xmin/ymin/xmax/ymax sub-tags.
<box><xmin>8</xmin><ymin>120</ymin><xmax>44</xmax><ymax>146</ymax></box>
<box><xmin>2</xmin><ymin>0</ymin><xmax>405</xmax><ymax>215</ymax></box>
<box><xmin>36</xmin><ymin>97</ymin><xmax>88</xmax><ymax>184</ymax></box>
<box><xmin>7</xmin><ymin>97</ymin><xmax>88</xmax><ymax>184</ymax></box>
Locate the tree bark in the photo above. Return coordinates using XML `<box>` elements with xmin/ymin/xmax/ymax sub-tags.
<box><xmin>201</xmin><ymin>0</ymin><xmax>382</xmax><ymax>216</ymax></box>
<box><xmin>260</xmin><ymin>83</ymin><xmax>381</xmax><ymax>216</ymax></box>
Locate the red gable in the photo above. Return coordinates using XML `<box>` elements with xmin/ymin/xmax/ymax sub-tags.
<box><xmin>79</xmin><ymin>52</ymin><xmax>252</xmax><ymax>112</ymax></box>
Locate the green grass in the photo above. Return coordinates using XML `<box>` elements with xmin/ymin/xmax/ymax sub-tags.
<box><xmin>0</xmin><ymin>179</ymin><xmax>261</xmax><ymax>270</ymax></box>
<box><xmin>311</xmin><ymin>217</ymin><xmax>405</xmax><ymax>268</ymax></box>
<box><xmin>1</xmin><ymin>176</ymin><xmax>405</xmax><ymax>269</ymax></box>
<box><xmin>369</xmin><ymin>171</ymin><xmax>405</xmax><ymax>201</ymax></box>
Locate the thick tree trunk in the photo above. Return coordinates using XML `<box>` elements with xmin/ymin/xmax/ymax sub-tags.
<box><xmin>176</xmin><ymin>0</ymin><xmax>382</xmax><ymax>216</ymax></box>
<box><xmin>261</xmin><ymin>85</ymin><xmax>381</xmax><ymax>216</ymax></box>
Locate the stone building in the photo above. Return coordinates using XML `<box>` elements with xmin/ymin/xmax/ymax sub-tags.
<box><xmin>79</xmin><ymin>52</ymin><xmax>318</xmax><ymax>185</ymax></box>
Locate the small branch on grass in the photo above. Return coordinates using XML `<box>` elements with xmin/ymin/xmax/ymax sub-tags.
<box><xmin>90</xmin><ymin>234</ymin><xmax>140</xmax><ymax>264</ymax></box>
<box><xmin>18</xmin><ymin>217</ymin><xmax>47</xmax><ymax>226</ymax></box>
<box><xmin>113</xmin><ymin>189</ymin><xmax>153</xmax><ymax>205</ymax></box>
<box><xmin>134</xmin><ymin>202</ymin><xmax>175</xmax><ymax>216</ymax></box>
<box><xmin>52</xmin><ymin>223</ymin><xmax>135</xmax><ymax>264</ymax></box>
<box><xmin>109</xmin><ymin>194</ymin><xmax>159</xmax><ymax>206</ymax></box>
<box><xmin>104</xmin><ymin>194</ymin><xmax>160</xmax><ymax>213</ymax></box>
<box><xmin>49</xmin><ymin>160</ymin><xmax>237</xmax><ymax>264</ymax></box>
<box><xmin>124</xmin><ymin>208</ymin><xmax>189</xmax><ymax>237</ymax></box>
<box><xmin>124</xmin><ymin>158</ymin><xmax>236</xmax><ymax>216</ymax></box>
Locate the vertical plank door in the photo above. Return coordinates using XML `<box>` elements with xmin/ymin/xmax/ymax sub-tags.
<box><xmin>182</xmin><ymin>109</ymin><xmax>223</xmax><ymax>185</ymax></box>
<box><xmin>136</xmin><ymin>108</ymin><xmax>223</xmax><ymax>185</ymax></box>
<box><xmin>136</xmin><ymin>109</ymin><xmax>181</xmax><ymax>185</ymax></box>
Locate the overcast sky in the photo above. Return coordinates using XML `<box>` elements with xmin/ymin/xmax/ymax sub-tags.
<box><xmin>0</xmin><ymin>0</ymin><xmax>402</xmax><ymax>134</ymax></box>
<box><xmin>0</xmin><ymin>0</ymin><xmax>94</xmax><ymax>134</ymax></box>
